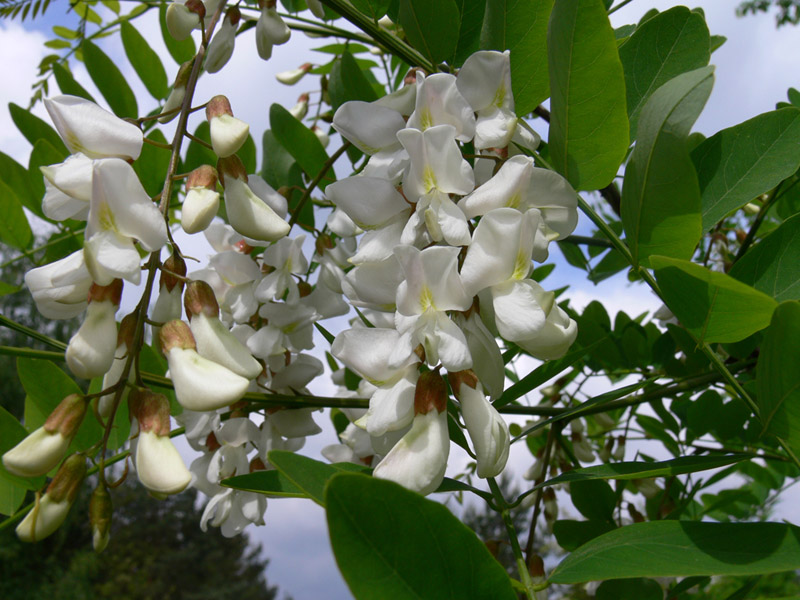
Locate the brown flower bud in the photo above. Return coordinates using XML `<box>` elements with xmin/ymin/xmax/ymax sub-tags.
<box><xmin>46</xmin><ymin>453</ymin><xmax>87</xmax><ymax>504</ymax></box>
<box><xmin>186</xmin><ymin>164</ymin><xmax>218</xmax><ymax>191</ymax></box>
<box><xmin>160</xmin><ymin>252</ymin><xmax>187</xmax><ymax>293</ymax></box>
<box><xmin>216</xmin><ymin>154</ymin><xmax>248</xmax><ymax>186</ymax></box>
<box><xmin>446</xmin><ymin>369</ymin><xmax>479</xmax><ymax>400</ymax></box>
<box><xmin>44</xmin><ymin>394</ymin><xmax>88</xmax><ymax>438</ymax></box>
<box><xmin>297</xmin><ymin>282</ymin><xmax>312</xmax><ymax>297</ymax></box>
<box><xmin>159</xmin><ymin>320</ymin><xmax>197</xmax><ymax>353</ymax></box>
<box><xmin>528</xmin><ymin>554</ymin><xmax>545</xmax><ymax>579</ymax></box>
<box><xmin>88</xmin><ymin>279</ymin><xmax>123</xmax><ymax>305</ymax></box>
<box><xmin>227</xmin><ymin>5</ymin><xmax>241</xmax><ymax>26</ymax></box>
<box><xmin>184</xmin><ymin>280</ymin><xmax>220</xmax><ymax>320</ymax></box>
<box><xmin>206</xmin><ymin>94</ymin><xmax>234</xmax><ymax>121</ymax></box>
<box><xmin>117</xmin><ymin>313</ymin><xmax>137</xmax><ymax>348</ymax></box>
<box><xmin>185</xmin><ymin>0</ymin><xmax>206</xmax><ymax>20</ymax></box>
<box><xmin>130</xmin><ymin>389</ymin><xmax>171</xmax><ymax>436</ymax></box>
<box><xmin>414</xmin><ymin>370</ymin><xmax>447</xmax><ymax>415</ymax></box>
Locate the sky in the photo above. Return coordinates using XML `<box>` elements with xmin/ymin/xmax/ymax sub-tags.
<box><xmin>1</xmin><ymin>1</ymin><xmax>799</xmax><ymax>598</ymax></box>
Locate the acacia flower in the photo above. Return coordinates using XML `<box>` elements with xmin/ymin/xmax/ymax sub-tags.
<box><xmin>181</xmin><ymin>165</ymin><xmax>220</xmax><ymax>234</ymax></box>
<box><xmin>256</xmin><ymin>0</ymin><xmax>291</xmax><ymax>60</ymax></box>
<box><xmin>206</xmin><ymin>95</ymin><xmax>249</xmax><ymax>158</ymax></box>
<box><xmin>66</xmin><ymin>280</ymin><xmax>122</xmax><ymax>380</ymax></box>
<box><xmin>205</xmin><ymin>7</ymin><xmax>239</xmax><ymax>73</ymax></box>
<box><xmin>25</xmin><ymin>250</ymin><xmax>92</xmax><ymax>319</ymax></box>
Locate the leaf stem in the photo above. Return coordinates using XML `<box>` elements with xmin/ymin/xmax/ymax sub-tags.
<box><xmin>288</xmin><ymin>141</ymin><xmax>351</xmax><ymax>229</ymax></box>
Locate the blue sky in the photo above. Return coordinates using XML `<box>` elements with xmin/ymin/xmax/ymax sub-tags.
<box><xmin>1</xmin><ymin>2</ymin><xmax>799</xmax><ymax>598</ymax></box>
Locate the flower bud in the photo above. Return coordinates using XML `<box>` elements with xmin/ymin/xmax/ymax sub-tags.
<box><xmin>167</xmin><ymin>0</ymin><xmax>204</xmax><ymax>42</ymax></box>
<box><xmin>184</xmin><ymin>279</ymin><xmax>220</xmax><ymax>319</ymax></box>
<box><xmin>450</xmin><ymin>372</ymin><xmax>509</xmax><ymax>479</ymax></box>
<box><xmin>160</xmin><ymin>320</ymin><xmax>250</xmax><ymax>411</ymax></box>
<box><xmin>66</xmin><ymin>281</ymin><xmax>122</xmax><ymax>379</ymax></box>
<box><xmin>205</xmin><ymin>8</ymin><xmax>238</xmax><ymax>73</ymax></box>
<box><xmin>16</xmin><ymin>453</ymin><xmax>86</xmax><ymax>542</ymax></box>
<box><xmin>159</xmin><ymin>61</ymin><xmax>193</xmax><ymax>123</ymax></box>
<box><xmin>132</xmin><ymin>390</ymin><xmax>192</xmax><ymax>496</ymax></box>
<box><xmin>414</xmin><ymin>370</ymin><xmax>447</xmax><ymax>416</ymax></box>
<box><xmin>289</xmin><ymin>93</ymin><xmax>309</xmax><ymax>120</ymax></box>
<box><xmin>218</xmin><ymin>156</ymin><xmax>290</xmax><ymax>243</ymax></box>
<box><xmin>206</xmin><ymin>96</ymin><xmax>249</xmax><ymax>158</ymax></box>
<box><xmin>98</xmin><ymin>313</ymin><xmax>137</xmax><ymax>419</ymax></box>
<box><xmin>311</xmin><ymin>125</ymin><xmax>330</xmax><ymax>148</ymax></box>
<box><xmin>571</xmin><ymin>433</ymin><xmax>595</xmax><ymax>464</ymax></box>
<box><xmin>3</xmin><ymin>394</ymin><xmax>88</xmax><ymax>478</ymax></box>
<box><xmin>256</xmin><ymin>3</ymin><xmax>290</xmax><ymax>60</ymax></box>
<box><xmin>306</xmin><ymin>0</ymin><xmax>325</xmax><ymax>18</ymax></box>
<box><xmin>89</xmin><ymin>484</ymin><xmax>112</xmax><ymax>552</ymax></box>
<box><xmin>612</xmin><ymin>436</ymin><xmax>626</xmax><ymax>461</ymax></box>
<box><xmin>276</xmin><ymin>63</ymin><xmax>312</xmax><ymax>85</ymax></box>
<box><xmin>634</xmin><ymin>478</ymin><xmax>661</xmax><ymax>499</ymax></box>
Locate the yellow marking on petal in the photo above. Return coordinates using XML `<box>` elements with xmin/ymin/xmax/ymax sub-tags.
<box><xmin>512</xmin><ymin>250</ymin><xmax>530</xmax><ymax>280</ymax></box>
<box><xmin>65</xmin><ymin>132</ymin><xmax>83</xmax><ymax>155</ymax></box>
<box><xmin>506</xmin><ymin>193</ymin><xmax>521</xmax><ymax>209</ymax></box>
<box><xmin>419</xmin><ymin>285</ymin><xmax>435</xmax><ymax>311</ymax></box>
<box><xmin>97</xmin><ymin>201</ymin><xmax>118</xmax><ymax>232</ymax></box>
<box><xmin>493</xmin><ymin>86</ymin><xmax>506</xmax><ymax>108</ymax></box>
<box><xmin>420</xmin><ymin>108</ymin><xmax>433</xmax><ymax>130</ymax></box>
<box><xmin>422</xmin><ymin>166</ymin><xmax>437</xmax><ymax>193</ymax></box>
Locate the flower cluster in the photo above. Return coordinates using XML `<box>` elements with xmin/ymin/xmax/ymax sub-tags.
<box><xmin>324</xmin><ymin>50</ymin><xmax>579</xmax><ymax>494</ymax></box>
<box><xmin>4</xmin><ymin>46</ymin><xmax>579</xmax><ymax>545</ymax></box>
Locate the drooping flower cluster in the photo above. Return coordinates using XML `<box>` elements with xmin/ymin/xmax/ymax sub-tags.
<box><xmin>5</xmin><ymin>45</ymin><xmax>579</xmax><ymax>547</ymax></box>
<box><xmin>325</xmin><ymin>50</ymin><xmax>579</xmax><ymax>494</ymax></box>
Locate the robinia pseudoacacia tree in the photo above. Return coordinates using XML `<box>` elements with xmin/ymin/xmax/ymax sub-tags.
<box><xmin>1</xmin><ymin>0</ymin><xmax>799</xmax><ymax>598</ymax></box>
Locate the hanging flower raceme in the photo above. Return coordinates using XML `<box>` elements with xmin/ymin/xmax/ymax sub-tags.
<box><xmin>218</xmin><ymin>155</ymin><xmax>291</xmax><ymax>243</ymax></box>
<box><xmin>255</xmin><ymin>0</ymin><xmax>291</xmax><ymax>60</ymax></box>
<box><xmin>130</xmin><ymin>389</ymin><xmax>192</xmax><ymax>497</ymax></box>
<box><xmin>3</xmin><ymin>394</ymin><xmax>88</xmax><ymax>478</ymax></box>
<box><xmin>83</xmin><ymin>158</ymin><xmax>169</xmax><ymax>286</ymax></box>
<box><xmin>66</xmin><ymin>280</ymin><xmax>122</xmax><ymax>380</ymax></box>
<box><xmin>373</xmin><ymin>370</ymin><xmax>450</xmax><ymax>495</ymax></box>
<box><xmin>205</xmin><ymin>6</ymin><xmax>239</xmax><ymax>73</ymax></box>
<box><xmin>160</xmin><ymin>319</ymin><xmax>250</xmax><ymax>411</ymax></box>
<box><xmin>16</xmin><ymin>454</ymin><xmax>86</xmax><ymax>542</ymax></box>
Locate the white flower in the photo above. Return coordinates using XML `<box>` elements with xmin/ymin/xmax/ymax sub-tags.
<box><xmin>44</xmin><ymin>95</ymin><xmax>143</xmax><ymax>159</ymax></box>
<box><xmin>205</xmin><ymin>8</ymin><xmax>238</xmax><ymax>73</ymax></box>
<box><xmin>276</xmin><ymin>63</ymin><xmax>311</xmax><ymax>85</ymax></box>
<box><xmin>16</xmin><ymin>493</ymin><xmax>72</xmax><ymax>542</ymax></box>
<box><xmin>25</xmin><ymin>250</ymin><xmax>92</xmax><ymax>319</ymax></box>
<box><xmin>407</xmin><ymin>71</ymin><xmax>475</xmax><ymax>141</ymax></box>
<box><xmin>207</xmin><ymin>95</ymin><xmax>249</xmax><ymax>158</ymax></box>
<box><xmin>373</xmin><ymin>409</ymin><xmax>449</xmax><ymax>495</ymax></box>
<box><xmin>454</xmin><ymin>376</ymin><xmax>509</xmax><ymax>478</ymax></box>
<box><xmin>166</xmin><ymin>0</ymin><xmax>203</xmax><ymax>41</ymax></box>
<box><xmin>254</xmin><ymin>235</ymin><xmax>308</xmax><ymax>303</ymax></box>
<box><xmin>256</xmin><ymin>6</ymin><xmax>290</xmax><ymax>60</ymax></box>
<box><xmin>84</xmin><ymin>158</ymin><xmax>168</xmax><ymax>286</ymax></box>
<box><xmin>136</xmin><ymin>430</ymin><xmax>192</xmax><ymax>495</ymax></box>
<box><xmin>66</xmin><ymin>283</ymin><xmax>121</xmax><ymax>380</ymax></box>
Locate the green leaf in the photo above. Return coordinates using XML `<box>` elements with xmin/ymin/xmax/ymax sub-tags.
<box><xmin>8</xmin><ymin>102</ymin><xmax>67</xmax><ymax>155</ymax></box>
<box><xmin>45</xmin><ymin>39</ymin><xmax>71</xmax><ymax>49</ymax></box>
<box><xmin>0</xmin><ymin>151</ymin><xmax>38</xmax><ymax>218</ymax></box>
<box><xmin>121</xmin><ymin>21</ymin><xmax>169</xmax><ymax>100</ymax></box>
<box><xmin>328</xmin><ymin>51</ymin><xmax>379</xmax><ymax>110</ymax></box>
<box><xmin>549</xmin><ymin>521</ymin><xmax>800</xmax><ymax>584</ymax></box>
<box><xmin>350</xmin><ymin>0</ymin><xmax>390</xmax><ymax>20</ymax></box>
<box><xmin>480</xmin><ymin>0</ymin><xmax>553</xmax><ymax>114</ymax></box>
<box><xmin>452</xmin><ymin>0</ymin><xmax>485</xmax><ymax>67</ymax></box>
<box><xmin>222</xmin><ymin>469</ymin><xmax>307</xmax><ymax>497</ymax></box>
<box><xmin>238</xmin><ymin>133</ymin><xmax>257</xmax><ymax>175</ymax></box>
<box><xmin>133</xmin><ymin>128</ymin><xmax>170</xmax><ymax>197</ymax></box>
<box><xmin>396</xmin><ymin>0</ymin><xmax>460</xmax><ymax>65</ymax></box>
<box><xmin>621</xmin><ymin>67</ymin><xmax>712</xmax><ymax>267</ymax></box>
<box><xmin>269</xmin><ymin>103</ymin><xmax>335</xmax><ymax>191</ymax></box>
<box><xmin>757</xmin><ymin>301</ymin><xmax>800</xmax><ymax>456</ymax></box>
<box><xmin>571</xmin><ymin>479</ymin><xmax>616</xmax><ymax>522</ymax></box>
<box><xmin>693</xmin><ymin>108</ymin><xmax>800</xmax><ymax>230</ymax></box>
<box><xmin>619</xmin><ymin>6</ymin><xmax>710</xmax><ymax>140</ymax></box>
<box><xmin>730</xmin><ymin>213</ymin><xmax>800</xmax><ymax>301</ymax></box>
<box><xmin>52</xmin><ymin>62</ymin><xmax>96</xmax><ymax>103</ymax></box>
<box><xmin>17</xmin><ymin>358</ymin><xmax>102</xmax><ymax>456</ymax></box>
<box><xmin>326</xmin><ymin>473</ymin><xmax>516</xmax><ymax>600</ymax></box>
<box><xmin>267</xmin><ymin>450</ymin><xmax>368</xmax><ymax>506</ymax></box>
<box><xmin>261</xmin><ymin>130</ymin><xmax>295</xmax><ymax>188</ymax></box>
<box><xmin>547</xmin><ymin>0</ymin><xmax>629</xmax><ymax>190</ymax></box>
<box><xmin>651</xmin><ymin>255</ymin><xmax>778</xmax><ymax>343</ymax></box>
<box><xmin>538</xmin><ymin>454</ymin><xmax>750</xmax><ymax>490</ymax></box>
<box><xmin>52</xmin><ymin>25</ymin><xmax>78</xmax><ymax>39</ymax></box>
<box><xmin>596</xmin><ymin>578</ymin><xmax>664</xmax><ymax>600</ymax></box>
<box><xmin>496</xmin><ymin>337</ymin><xmax>605</xmax><ymax>408</ymax></box>
<box><xmin>0</xmin><ymin>180</ymin><xmax>32</xmax><ymax>250</ymax></box>
<box><xmin>553</xmin><ymin>519</ymin><xmax>616</xmax><ymax>552</ymax></box>
<box><xmin>82</xmin><ymin>40</ymin><xmax>138</xmax><ymax>118</ymax></box>
<box><xmin>159</xmin><ymin>3</ymin><xmax>196</xmax><ymax>64</ymax></box>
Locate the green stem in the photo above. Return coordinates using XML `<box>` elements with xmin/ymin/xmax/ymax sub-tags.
<box><xmin>288</xmin><ymin>141</ymin><xmax>351</xmax><ymax>229</ymax></box>
<box><xmin>0</xmin><ymin>346</ymin><xmax>65</xmax><ymax>361</ymax></box>
<box><xmin>0</xmin><ymin>314</ymin><xmax>67</xmax><ymax>350</ymax></box>
<box><xmin>318</xmin><ymin>0</ymin><xmax>435</xmax><ymax>72</ymax></box>
<box><xmin>488</xmin><ymin>477</ymin><xmax>537</xmax><ymax>600</ymax></box>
